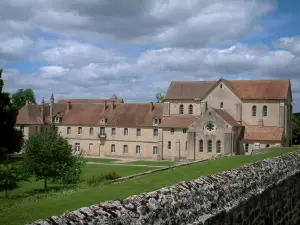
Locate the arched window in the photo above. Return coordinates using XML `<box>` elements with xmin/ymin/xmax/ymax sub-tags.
<box><xmin>179</xmin><ymin>104</ymin><xmax>184</xmax><ymax>114</ymax></box>
<box><xmin>220</xmin><ymin>84</ymin><xmax>223</xmax><ymax>88</ymax></box>
<box><xmin>216</xmin><ymin>140</ymin><xmax>221</xmax><ymax>153</ymax></box>
<box><xmin>220</xmin><ymin>102</ymin><xmax>223</xmax><ymax>109</ymax></box>
<box><xmin>266</xmin><ymin>144</ymin><xmax>270</xmax><ymax>148</ymax></box>
<box><xmin>263</xmin><ymin>105</ymin><xmax>268</xmax><ymax>117</ymax></box>
<box><xmin>252</xmin><ymin>105</ymin><xmax>257</xmax><ymax>116</ymax></box>
<box><xmin>199</xmin><ymin>140</ymin><xmax>203</xmax><ymax>152</ymax></box>
<box><xmin>207</xmin><ymin>140</ymin><xmax>212</xmax><ymax>152</ymax></box>
<box><xmin>188</xmin><ymin>104</ymin><xmax>193</xmax><ymax>114</ymax></box>
<box><xmin>168</xmin><ymin>141</ymin><xmax>171</xmax><ymax>149</ymax></box>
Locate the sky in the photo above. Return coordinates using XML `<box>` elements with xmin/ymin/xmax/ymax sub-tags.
<box><xmin>1</xmin><ymin>0</ymin><xmax>300</xmax><ymax>112</ymax></box>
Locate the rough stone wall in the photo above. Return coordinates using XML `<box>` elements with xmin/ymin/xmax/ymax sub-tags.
<box><xmin>29</xmin><ymin>150</ymin><xmax>300</xmax><ymax>225</ymax></box>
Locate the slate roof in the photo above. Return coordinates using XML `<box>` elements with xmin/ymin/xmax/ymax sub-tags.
<box><xmin>244</xmin><ymin>126</ymin><xmax>284</xmax><ymax>142</ymax></box>
<box><xmin>165</xmin><ymin>79</ymin><xmax>290</xmax><ymax>100</ymax></box>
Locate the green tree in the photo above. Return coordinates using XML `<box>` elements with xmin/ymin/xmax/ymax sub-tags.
<box><xmin>0</xmin><ymin>69</ymin><xmax>24</xmax><ymax>156</ymax></box>
<box><xmin>0</xmin><ymin>160</ymin><xmax>30</xmax><ymax>198</ymax></box>
<box><xmin>292</xmin><ymin>114</ymin><xmax>300</xmax><ymax>145</ymax></box>
<box><xmin>156</xmin><ymin>92</ymin><xmax>165</xmax><ymax>103</ymax></box>
<box><xmin>11</xmin><ymin>88</ymin><xmax>36</xmax><ymax>109</ymax></box>
<box><xmin>23</xmin><ymin>125</ymin><xmax>83</xmax><ymax>190</ymax></box>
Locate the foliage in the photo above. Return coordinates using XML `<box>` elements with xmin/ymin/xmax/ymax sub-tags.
<box><xmin>155</xmin><ymin>92</ymin><xmax>165</xmax><ymax>103</ymax></box>
<box><xmin>292</xmin><ymin>114</ymin><xmax>300</xmax><ymax>145</ymax></box>
<box><xmin>87</xmin><ymin>171</ymin><xmax>120</xmax><ymax>186</ymax></box>
<box><xmin>23</xmin><ymin>125</ymin><xmax>83</xmax><ymax>190</ymax></box>
<box><xmin>0</xmin><ymin>69</ymin><xmax>24</xmax><ymax>156</ymax></box>
<box><xmin>11</xmin><ymin>88</ymin><xmax>36</xmax><ymax>110</ymax></box>
<box><xmin>0</xmin><ymin>159</ymin><xmax>30</xmax><ymax>198</ymax></box>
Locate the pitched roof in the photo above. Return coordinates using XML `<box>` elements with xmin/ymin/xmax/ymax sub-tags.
<box><xmin>244</xmin><ymin>126</ymin><xmax>283</xmax><ymax>142</ymax></box>
<box><xmin>61</xmin><ymin>103</ymin><xmax>164</xmax><ymax>127</ymax></box>
<box><xmin>159</xmin><ymin>116</ymin><xmax>198</xmax><ymax>128</ymax></box>
<box><xmin>110</xmin><ymin>94</ymin><xmax>118</xmax><ymax>99</ymax></box>
<box><xmin>165</xmin><ymin>79</ymin><xmax>290</xmax><ymax>100</ymax></box>
<box><xmin>57</xmin><ymin>98</ymin><xmax>124</xmax><ymax>104</ymax></box>
<box><xmin>212</xmin><ymin>108</ymin><xmax>242</xmax><ymax>127</ymax></box>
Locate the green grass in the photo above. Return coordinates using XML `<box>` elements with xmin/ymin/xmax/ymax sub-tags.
<box><xmin>125</xmin><ymin>160</ymin><xmax>176</xmax><ymax>167</ymax></box>
<box><xmin>83</xmin><ymin>158</ymin><xmax>119</xmax><ymax>163</ymax></box>
<box><xmin>0</xmin><ymin>147</ymin><xmax>297</xmax><ymax>225</ymax></box>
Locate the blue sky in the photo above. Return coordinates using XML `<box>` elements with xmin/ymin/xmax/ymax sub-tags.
<box><xmin>0</xmin><ymin>0</ymin><xmax>299</xmax><ymax>111</ymax></box>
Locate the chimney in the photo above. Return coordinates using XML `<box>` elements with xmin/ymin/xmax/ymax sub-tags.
<box><xmin>104</xmin><ymin>101</ymin><xmax>107</xmax><ymax>110</ymax></box>
<box><xmin>258</xmin><ymin>119</ymin><xmax>264</xmax><ymax>127</ymax></box>
<box><xmin>149</xmin><ymin>102</ymin><xmax>154</xmax><ymax>111</ymax></box>
<box><xmin>66</xmin><ymin>101</ymin><xmax>71</xmax><ymax>113</ymax></box>
<box><xmin>41</xmin><ymin>97</ymin><xmax>45</xmax><ymax>123</ymax></box>
<box><xmin>111</xmin><ymin>101</ymin><xmax>115</xmax><ymax>112</ymax></box>
<box><xmin>50</xmin><ymin>93</ymin><xmax>54</xmax><ymax>123</ymax></box>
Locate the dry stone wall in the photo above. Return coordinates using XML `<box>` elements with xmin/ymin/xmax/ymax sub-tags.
<box><xmin>29</xmin><ymin>150</ymin><xmax>300</xmax><ymax>225</ymax></box>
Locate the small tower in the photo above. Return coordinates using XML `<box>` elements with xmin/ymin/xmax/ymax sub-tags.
<box><xmin>50</xmin><ymin>93</ymin><xmax>54</xmax><ymax>123</ymax></box>
<box><xmin>41</xmin><ymin>97</ymin><xmax>45</xmax><ymax>123</ymax></box>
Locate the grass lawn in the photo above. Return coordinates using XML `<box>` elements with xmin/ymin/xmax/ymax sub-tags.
<box><xmin>125</xmin><ymin>160</ymin><xmax>176</xmax><ymax>167</ymax></box>
<box><xmin>0</xmin><ymin>147</ymin><xmax>297</xmax><ymax>225</ymax></box>
<box><xmin>83</xmin><ymin>158</ymin><xmax>119</xmax><ymax>163</ymax></box>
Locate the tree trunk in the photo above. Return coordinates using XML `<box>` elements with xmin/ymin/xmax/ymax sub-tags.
<box><xmin>44</xmin><ymin>177</ymin><xmax>47</xmax><ymax>191</ymax></box>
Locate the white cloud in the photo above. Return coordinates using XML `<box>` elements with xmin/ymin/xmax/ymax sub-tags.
<box><xmin>273</xmin><ymin>36</ymin><xmax>300</xmax><ymax>56</ymax></box>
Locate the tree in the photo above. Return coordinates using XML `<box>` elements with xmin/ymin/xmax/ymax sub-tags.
<box><xmin>156</xmin><ymin>92</ymin><xmax>165</xmax><ymax>103</ymax></box>
<box><xmin>0</xmin><ymin>69</ymin><xmax>24</xmax><ymax>156</ymax></box>
<box><xmin>23</xmin><ymin>125</ymin><xmax>83</xmax><ymax>190</ymax></box>
<box><xmin>11</xmin><ymin>88</ymin><xmax>36</xmax><ymax>110</ymax></box>
<box><xmin>292</xmin><ymin>114</ymin><xmax>300</xmax><ymax>145</ymax></box>
<box><xmin>0</xmin><ymin>160</ymin><xmax>30</xmax><ymax>198</ymax></box>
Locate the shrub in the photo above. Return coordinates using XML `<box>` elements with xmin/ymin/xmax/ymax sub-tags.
<box><xmin>87</xmin><ymin>171</ymin><xmax>120</xmax><ymax>186</ymax></box>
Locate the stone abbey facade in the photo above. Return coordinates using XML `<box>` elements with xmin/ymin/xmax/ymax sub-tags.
<box><xmin>15</xmin><ymin>78</ymin><xmax>292</xmax><ymax>161</ymax></box>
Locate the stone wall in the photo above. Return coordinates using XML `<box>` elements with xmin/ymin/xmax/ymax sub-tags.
<box><xmin>28</xmin><ymin>150</ymin><xmax>300</xmax><ymax>225</ymax></box>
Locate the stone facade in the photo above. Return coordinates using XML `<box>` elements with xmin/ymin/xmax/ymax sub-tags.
<box><xmin>28</xmin><ymin>150</ymin><xmax>300</xmax><ymax>225</ymax></box>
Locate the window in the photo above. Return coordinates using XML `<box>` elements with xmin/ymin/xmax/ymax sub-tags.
<box><xmin>220</xmin><ymin>84</ymin><xmax>223</xmax><ymax>88</ymax></box>
<box><xmin>185</xmin><ymin>141</ymin><xmax>187</xmax><ymax>151</ymax></box>
<box><xmin>199</xmin><ymin>140</ymin><xmax>203</xmax><ymax>152</ymax></box>
<box><xmin>75</xmin><ymin>143</ymin><xmax>80</xmax><ymax>152</ymax></box>
<box><xmin>220</xmin><ymin>102</ymin><xmax>223</xmax><ymax>109</ymax></box>
<box><xmin>252</xmin><ymin>105</ymin><xmax>257</xmax><ymax>116</ymax></box>
<box><xmin>124</xmin><ymin>128</ymin><xmax>128</xmax><ymax>136</ymax></box>
<box><xmin>207</xmin><ymin>140</ymin><xmax>212</xmax><ymax>152</ymax></box>
<box><xmin>123</xmin><ymin>145</ymin><xmax>128</xmax><ymax>153</ymax></box>
<box><xmin>111</xmin><ymin>144</ymin><xmax>115</xmax><ymax>152</ymax></box>
<box><xmin>266</xmin><ymin>144</ymin><xmax>270</xmax><ymax>148</ymax></box>
<box><xmin>89</xmin><ymin>127</ymin><xmax>94</xmax><ymax>136</ymax></box>
<box><xmin>111</xmin><ymin>128</ymin><xmax>116</xmax><ymax>136</ymax></box>
<box><xmin>205</xmin><ymin>122</ymin><xmax>215</xmax><ymax>131</ymax></box>
<box><xmin>188</xmin><ymin>104</ymin><xmax>193</xmax><ymax>114</ymax></box>
<box><xmin>136</xmin><ymin>128</ymin><xmax>141</xmax><ymax>136</ymax></box>
<box><xmin>136</xmin><ymin>145</ymin><xmax>141</xmax><ymax>154</ymax></box>
<box><xmin>67</xmin><ymin>127</ymin><xmax>71</xmax><ymax>134</ymax></box>
<box><xmin>171</xmin><ymin>128</ymin><xmax>174</xmax><ymax>134</ymax></box>
<box><xmin>20</xmin><ymin>126</ymin><xmax>24</xmax><ymax>133</ymax></box>
<box><xmin>245</xmin><ymin>143</ymin><xmax>249</xmax><ymax>152</ymax></box>
<box><xmin>153</xmin><ymin>128</ymin><xmax>158</xmax><ymax>136</ymax></box>
<box><xmin>179</xmin><ymin>104</ymin><xmax>184</xmax><ymax>114</ymax></box>
<box><xmin>168</xmin><ymin>141</ymin><xmax>171</xmax><ymax>149</ymax></box>
<box><xmin>263</xmin><ymin>105</ymin><xmax>268</xmax><ymax>117</ymax></box>
<box><xmin>216</xmin><ymin>140</ymin><xmax>221</xmax><ymax>153</ymax></box>
<box><xmin>89</xmin><ymin>143</ymin><xmax>93</xmax><ymax>151</ymax></box>
<box><xmin>209</xmin><ymin>112</ymin><xmax>211</xmax><ymax>116</ymax></box>
<box><xmin>35</xmin><ymin>126</ymin><xmax>38</xmax><ymax>133</ymax></box>
<box><xmin>55</xmin><ymin>117</ymin><xmax>60</xmax><ymax>123</ymax></box>
<box><xmin>100</xmin><ymin>127</ymin><xmax>105</xmax><ymax>135</ymax></box>
<box><xmin>78</xmin><ymin>127</ymin><xmax>82</xmax><ymax>135</ymax></box>
<box><xmin>154</xmin><ymin>119</ymin><xmax>158</xmax><ymax>124</ymax></box>
<box><xmin>183</xmin><ymin>129</ymin><xmax>187</xmax><ymax>134</ymax></box>
<box><xmin>153</xmin><ymin>146</ymin><xmax>158</xmax><ymax>155</ymax></box>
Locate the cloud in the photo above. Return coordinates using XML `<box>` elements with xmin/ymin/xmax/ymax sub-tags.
<box><xmin>273</xmin><ymin>36</ymin><xmax>300</xmax><ymax>56</ymax></box>
<box><xmin>1</xmin><ymin>0</ymin><xmax>275</xmax><ymax>47</ymax></box>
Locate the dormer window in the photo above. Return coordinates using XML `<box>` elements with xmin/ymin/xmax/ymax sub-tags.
<box><xmin>55</xmin><ymin>117</ymin><xmax>60</xmax><ymax>123</ymax></box>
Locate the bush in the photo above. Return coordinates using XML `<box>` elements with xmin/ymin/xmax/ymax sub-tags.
<box><xmin>87</xmin><ymin>171</ymin><xmax>120</xmax><ymax>186</ymax></box>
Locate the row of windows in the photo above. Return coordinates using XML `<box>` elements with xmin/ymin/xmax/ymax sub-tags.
<box><xmin>199</xmin><ymin>140</ymin><xmax>222</xmax><ymax>153</ymax></box>
<box><xmin>179</xmin><ymin>104</ymin><xmax>194</xmax><ymax>114</ymax></box>
<box><xmin>252</xmin><ymin>105</ymin><xmax>268</xmax><ymax>117</ymax></box>
<box><xmin>68</xmin><ymin>127</ymin><xmax>160</xmax><ymax>137</ymax></box>
<box><xmin>74</xmin><ymin>143</ymin><xmax>158</xmax><ymax>155</ymax></box>
<box><xmin>245</xmin><ymin>143</ymin><xmax>270</xmax><ymax>152</ymax></box>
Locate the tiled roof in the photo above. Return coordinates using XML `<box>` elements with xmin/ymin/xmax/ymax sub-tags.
<box><xmin>159</xmin><ymin>116</ymin><xmax>198</xmax><ymax>128</ymax></box>
<box><xmin>244</xmin><ymin>126</ymin><xmax>283</xmax><ymax>142</ymax></box>
<box><xmin>165</xmin><ymin>79</ymin><xmax>290</xmax><ymax>100</ymax></box>
<box><xmin>212</xmin><ymin>108</ymin><xmax>242</xmax><ymax>127</ymax></box>
<box><xmin>57</xmin><ymin>98</ymin><xmax>124</xmax><ymax>104</ymax></box>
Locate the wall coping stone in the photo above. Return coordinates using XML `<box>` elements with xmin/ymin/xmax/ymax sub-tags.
<box><xmin>28</xmin><ymin>150</ymin><xmax>300</xmax><ymax>225</ymax></box>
